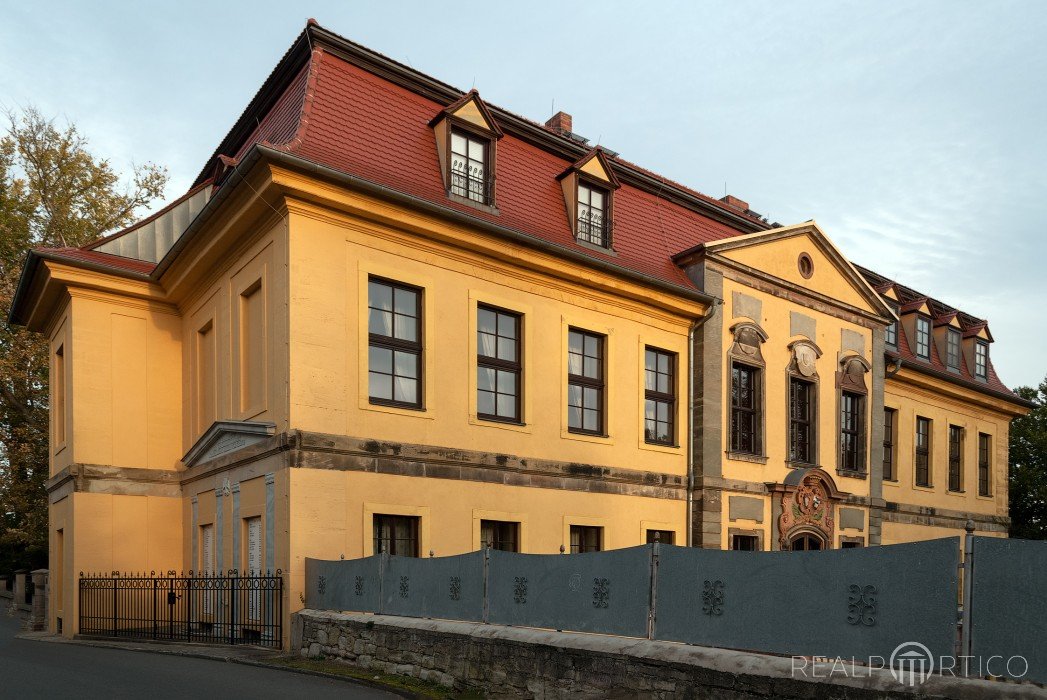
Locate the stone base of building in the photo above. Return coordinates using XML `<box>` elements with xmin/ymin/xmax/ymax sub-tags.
<box><xmin>293</xmin><ymin>610</ymin><xmax>1032</xmax><ymax>699</ymax></box>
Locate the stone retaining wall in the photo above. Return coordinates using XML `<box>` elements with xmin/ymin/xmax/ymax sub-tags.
<box><xmin>293</xmin><ymin>610</ymin><xmax>1039</xmax><ymax>699</ymax></box>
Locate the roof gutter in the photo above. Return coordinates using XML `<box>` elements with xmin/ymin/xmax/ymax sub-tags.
<box><xmin>254</xmin><ymin>144</ymin><xmax>717</xmax><ymax>307</ymax></box>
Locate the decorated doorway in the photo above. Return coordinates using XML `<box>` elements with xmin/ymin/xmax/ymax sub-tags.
<box><xmin>769</xmin><ymin>467</ymin><xmax>847</xmax><ymax>551</ymax></box>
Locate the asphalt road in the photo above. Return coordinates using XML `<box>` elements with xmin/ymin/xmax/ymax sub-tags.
<box><xmin>0</xmin><ymin>614</ymin><xmax>397</xmax><ymax>699</ymax></box>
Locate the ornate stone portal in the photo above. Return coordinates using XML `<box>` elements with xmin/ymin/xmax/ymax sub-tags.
<box><xmin>771</xmin><ymin>468</ymin><xmax>845</xmax><ymax>550</ymax></box>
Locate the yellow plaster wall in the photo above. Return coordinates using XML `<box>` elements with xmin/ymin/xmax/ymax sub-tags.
<box><xmin>285</xmin><ymin>206</ymin><xmax>696</xmax><ymax>476</ymax></box>
<box><xmin>883</xmin><ymin>376</ymin><xmax>1009</xmax><ymax>519</ymax></box>
<box><xmin>64</xmin><ymin>292</ymin><xmax>182</xmax><ymax>470</ymax></box>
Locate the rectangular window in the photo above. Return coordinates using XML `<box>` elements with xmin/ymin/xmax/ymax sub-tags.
<box><xmin>885</xmin><ymin>320</ymin><xmax>897</xmax><ymax>348</ymax></box>
<box><xmin>53</xmin><ymin>344</ymin><xmax>65</xmax><ymax>446</ymax></box>
<box><xmin>646</xmin><ymin>529</ymin><xmax>675</xmax><ymax>544</ymax></box>
<box><xmin>239</xmin><ymin>280</ymin><xmax>266</xmax><ymax>414</ymax></box>
<box><xmin>731</xmin><ymin>534</ymin><xmax>759</xmax><ymax>551</ymax></box>
<box><xmin>196</xmin><ymin>320</ymin><xmax>216</xmax><ymax>434</ymax></box>
<box><xmin>577</xmin><ymin>181</ymin><xmax>609</xmax><ymax>247</ymax></box>
<box><xmin>789</xmin><ymin>378</ymin><xmax>815</xmax><ymax>464</ymax></box>
<box><xmin>978</xmin><ymin>433</ymin><xmax>992</xmax><ymax>496</ymax></box>
<box><xmin>480</xmin><ymin>520</ymin><xmax>519</xmax><ymax>552</ymax></box>
<box><xmin>839</xmin><ymin>392</ymin><xmax>865</xmax><ymax>472</ymax></box>
<box><xmin>373</xmin><ymin>514</ymin><xmax>420</xmax><ymax>557</ymax></box>
<box><xmin>915</xmin><ymin>417</ymin><xmax>932</xmax><ymax>487</ymax></box>
<box><xmin>946</xmin><ymin>328</ymin><xmax>961</xmax><ymax>370</ymax></box>
<box><xmin>975</xmin><ymin>341</ymin><xmax>988</xmax><ymax>379</ymax></box>
<box><xmin>477</xmin><ymin>306</ymin><xmax>521</xmax><ymax>423</ymax></box>
<box><xmin>883</xmin><ymin>408</ymin><xmax>896</xmax><ymax>480</ymax></box>
<box><xmin>840</xmin><ymin>540</ymin><xmax>863</xmax><ymax>549</ymax></box>
<box><xmin>569</xmin><ymin>525</ymin><xmax>602</xmax><ymax>553</ymax></box>
<box><xmin>730</xmin><ymin>363</ymin><xmax>761</xmax><ymax>454</ymax></box>
<box><xmin>948</xmin><ymin>426</ymin><xmax>964</xmax><ymax>492</ymax></box>
<box><xmin>567</xmin><ymin>329</ymin><xmax>604</xmax><ymax>435</ymax></box>
<box><xmin>644</xmin><ymin>347</ymin><xmax>676</xmax><ymax>445</ymax></box>
<box><xmin>450</xmin><ymin>128</ymin><xmax>490</xmax><ymax>204</ymax></box>
<box><xmin>368</xmin><ymin>278</ymin><xmax>422</xmax><ymax>408</ymax></box>
<box><xmin>915</xmin><ymin>316</ymin><xmax>931</xmax><ymax>359</ymax></box>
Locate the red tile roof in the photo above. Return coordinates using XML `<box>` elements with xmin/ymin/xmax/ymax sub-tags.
<box><xmin>35</xmin><ymin>247</ymin><xmax>157</xmax><ymax>276</ymax></box>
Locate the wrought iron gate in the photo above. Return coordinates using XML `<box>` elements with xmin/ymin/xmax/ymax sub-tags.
<box><xmin>78</xmin><ymin>571</ymin><xmax>283</xmax><ymax>648</ymax></box>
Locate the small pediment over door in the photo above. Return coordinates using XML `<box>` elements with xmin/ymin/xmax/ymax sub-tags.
<box><xmin>182</xmin><ymin>420</ymin><xmax>276</xmax><ymax>468</ymax></box>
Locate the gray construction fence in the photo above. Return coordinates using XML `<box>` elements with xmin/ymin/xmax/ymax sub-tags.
<box><xmin>306</xmin><ymin>536</ymin><xmax>1047</xmax><ymax>684</ymax></box>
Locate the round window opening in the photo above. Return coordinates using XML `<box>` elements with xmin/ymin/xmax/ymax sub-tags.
<box><xmin>798</xmin><ymin>253</ymin><xmax>814</xmax><ymax>279</ymax></box>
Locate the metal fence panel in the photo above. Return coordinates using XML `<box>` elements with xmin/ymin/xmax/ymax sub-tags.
<box><xmin>487</xmin><ymin>545</ymin><xmax>651</xmax><ymax>638</ymax></box>
<box><xmin>654</xmin><ymin>538</ymin><xmax>959</xmax><ymax>660</ymax></box>
<box><xmin>381</xmin><ymin>552</ymin><xmax>485</xmax><ymax>622</ymax></box>
<box><xmin>305</xmin><ymin>555</ymin><xmax>382</xmax><ymax>613</ymax></box>
<box><xmin>969</xmin><ymin>537</ymin><xmax>1047</xmax><ymax>684</ymax></box>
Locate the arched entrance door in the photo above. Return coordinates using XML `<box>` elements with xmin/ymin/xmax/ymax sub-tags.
<box><xmin>789</xmin><ymin>533</ymin><xmax>824</xmax><ymax>551</ymax></box>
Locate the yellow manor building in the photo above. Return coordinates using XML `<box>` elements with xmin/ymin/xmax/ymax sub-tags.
<box><xmin>9</xmin><ymin>21</ymin><xmax>1031</xmax><ymax>639</ymax></box>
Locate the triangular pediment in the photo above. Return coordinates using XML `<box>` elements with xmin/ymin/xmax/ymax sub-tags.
<box><xmin>693</xmin><ymin>223</ymin><xmax>895</xmax><ymax>321</ymax></box>
<box><xmin>428</xmin><ymin>89</ymin><xmax>502</xmax><ymax>138</ymax></box>
<box><xmin>557</xmin><ymin>148</ymin><xmax>620</xmax><ymax>188</ymax></box>
<box><xmin>182</xmin><ymin>420</ymin><xmax>276</xmax><ymax>468</ymax></box>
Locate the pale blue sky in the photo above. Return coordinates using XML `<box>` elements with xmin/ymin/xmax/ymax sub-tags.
<box><xmin>2</xmin><ymin>1</ymin><xmax>1044</xmax><ymax>386</ymax></box>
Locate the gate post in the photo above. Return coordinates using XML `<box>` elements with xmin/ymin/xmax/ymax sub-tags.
<box><xmin>153</xmin><ymin>578</ymin><xmax>158</xmax><ymax>640</ymax></box>
<box><xmin>378</xmin><ymin>550</ymin><xmax>388</xmax><ymax>615</ymax></box>
<box><xmin>960</xmin><ymin>520</ymin><xmax>975</xmax><ymax>676</ymax></box>
<box><xmin>482</xmin><ymin>543</ymin><xmax>490</xmax><ymax>625</ymax></box>
<box><xmin>112</xmin><ymin>574</ymin><xmax>117</xmax><ymax>637</ymax></box>
<box><xmin>228</xmin><ymin>574</ymin><xmax>236</xmax><ymax>644</ymax></box>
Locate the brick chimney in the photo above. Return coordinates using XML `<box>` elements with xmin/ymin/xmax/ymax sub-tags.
<box><xmin>545</xmin><ymin>111</ymin><xmax>573</xmax><ymax>135</ymax></box>
<box><xmin>720</xmin><ymin>195</ymin><xmax>749</xmax><ymax>212</ymax></box>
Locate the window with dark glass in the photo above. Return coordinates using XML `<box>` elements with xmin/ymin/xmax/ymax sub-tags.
<box><xmin>477</xmin><ymin>305</ymin><xmax>521</xmax><ymax>423</ymax></box>
<box><xmin>789</xmin><ymin>378</ymin><xmax>815</xmax><ymax>464</ymax></box>
<box><xmin>373</xmin><ymin>514</ymin><xmax>419</xmax><ymax>557</ymax></box>
<box><xmin>946</xmin><ymin>328</ymin><xmax>961</xmax><ymax>370</ymax></box>
<box><xmin>840</xmin><ymin>540</ymin><xmax>863</xmax><ymax>549</ymax></box>
<box><xmin>567</xmin><ymin>329</ymin><xmax>604</xmax><ymax>435</ymax></box>
<box><xmin>368</xmin><ymin>278</ymin><xmax>422</xmax><ymax>408</ymax></box>
<box><xmin>975</xmin><ymin>341</ymin><xmax>988</xmax><ymax>379</ymax></box>
<box><xmin>577</xmin><ymin>181</ymin><xmax>609</xmax><ymax>247</ymax></box>
<box><xmin>883</xmin><ymin>408</ymin><xmax>896</xmax><ymax>480</ymax></box>
<box><xmin>480</xmin><ymin>520</ymin><xmax>519</xmax><ymax>552</ymax></box>
<box><xmin>915</xmin><ymin>417</ymin><xmax>932</xmax><ymax>487</ymax></box>
<box><xmin>915</xmin><ymin>316</ymin><xmax>931</xmax><ymax>359</ymax></box>
<box><xmin>646</xmin><ymin>529</ymin><xmax>675</xmax><ymax>544</ymax></box>
<box><xmin>839</xmin><ymin>391</ymin><xmax>865</xmax><ymax>472</ymax></box>
<box><xmin>731</xmin><ymin>534</ymin><xmax>759</xmax><ymax>551</ymax></box>
<box><xmin>730</xmin><ymin>363</ymin><xmax>761</xmax><ymax>454</ymax></box>
<box><xmin>450</xmin><ymin>128</ymin><xmax>490</xmax><ymax>204</ymax></box>
<box><xmin>885</xmin><ymin>320</ymin><xmax>897</xmax><ymax>348</ymax></box>
<box><xmin>569</xmin><ymin>525</ymin><xmax>602</xmax><ymax>553</ymax></box>
<box><xmin>948</xmin><ymin>425</ymin><xmax>964</xmax><ymax>492</ymax></box>
<box><xmin>644</xmin><ymin>347</ymin><xmax>675</xmax><ymax>445</ymax></box>
<box><xmin>978</xmin><ymin>433</ymin><xmax>992</xmax><ymax>496</ymax></box>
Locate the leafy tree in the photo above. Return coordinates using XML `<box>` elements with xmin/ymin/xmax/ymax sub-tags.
<box><xmin>0</xmin><ymin>108</ymin><xmax>167</xmax><ymax>571</ymax></box>
<box><xmin>1009</xmin><ymin>377</ymin><xmax>1047</xmax><ymax>540</ymax></box>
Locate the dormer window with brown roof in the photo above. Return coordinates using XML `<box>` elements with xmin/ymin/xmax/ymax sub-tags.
<box><xmin>945</xmin><ymin>327</ymin><xmax>961</xmax><ymax>371</ymax></box>
<box><xmin>558</xmin><ymin>148</ymin><xmax>620</xmax><ymax>251</ymax></box>
<box><xmin>450</xmin><ymin>128</ymin><xmax>490</xmax><ymax>204</ymax></box>
<box><xmin>975</xmin><ymin>340</ymin><xmax>989</xmax><ymax>379</ymax></box>
<box><xmin>915</xmin><ymin>315</ymin><xmax>931</xmax><ymax>360</ymax></box>
<box><xmin>429</xmin><ymin>90</ymin><xmax>502</xmax><ymax>209</ymax></box>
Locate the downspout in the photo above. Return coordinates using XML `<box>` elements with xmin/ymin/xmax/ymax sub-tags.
<box><xmin>687</xmin><ymin>298</ymin><xmax>722</xmax><ymax>548</ymax></box>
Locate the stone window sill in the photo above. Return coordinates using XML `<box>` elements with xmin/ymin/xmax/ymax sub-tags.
<box><xmin>726</xmin><ymin>451</ymin><xmax>768</xmax><ymax>465</ymax></box>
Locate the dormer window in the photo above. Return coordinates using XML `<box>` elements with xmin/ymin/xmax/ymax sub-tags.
<box><xmin>885</xmin><ymin>320</ymin><xmax>897</xmax><ymax>348</ymax></box>
<box><xmin>450</xmin><ymin>128</ymin><xmax>490</xmax><ymax>204</ymax></box>
<box><xmin>945</xmin><ymin>328</ymin><xmax>961</xmax><ymax>370</ymax></box>
<box><xmin>975</xmin><ymin>341</ymin><xmax>988</xmax><ymax>379</ymax></box>
<box><xmin>577</xmin><ymin>181</ymin><xmax>610</xmax><ymax>247</ymax></box>
<box><xmin>915</xmin><ymin>316</ymin><xmax>931</xmax><ymax>359</ymax></box>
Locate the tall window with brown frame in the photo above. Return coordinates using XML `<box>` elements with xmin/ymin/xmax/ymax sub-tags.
<box><xmin>368</xmin><ymin>278</ymin><xmax>423</xmax><ymax>409</ymax></box>
<box><xmin>978</xmin><ymin>433</ymin><xmax>992</xmax><ymax>496</ymax></box>
<box><xmin>915</xmin><ymin>417</ymin><xmax>932</xmax><ymax>487</ymax></box>
<box><xmin>839</xmin><ymin>391</ymin><xmax>865</xmax><ymax>472</ymax></box>
<box><xmin>567</xmin><ymin>329</ymin><xmax>605</xmax><ymax>435</ymax></box>
<box><xmin>915</xmin><ymin>316</ymin><xmax>931</xmax><ymax>359</ymax></box>
<box><xmin>730</xmin><ymin>363</ymin><xmax>762</xmax><ymax>455</ymax></box>
<box><xmin>789</xmin><ymin>378</ymin><xmax>816</xmax><ymax>464</ymax></box>
<box><xmin>477</xmin><ymin>305</ymin><xmax>521</xmax><ymax>423</ymax></box>
<box><xmin>948</xmin><ymin>425</ymin><xmax>964</xmax><ymax>492</ymax></box>
<box><xmin>882</xmin><ymin>408</ymin><xmax>897</xmax><ymax>480</ymax></box>
<box><xmin>644</xmin><ymin>347</ymin><xmax>675</xmax><ymax>445</ymax></box>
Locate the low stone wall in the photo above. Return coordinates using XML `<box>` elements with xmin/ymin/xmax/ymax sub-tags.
<box><xmin>293</xmin><ymin>610</ymin><xmax>1039</xmax><ymax>699</ymax></box>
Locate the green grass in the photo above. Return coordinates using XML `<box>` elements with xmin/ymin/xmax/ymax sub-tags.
<box><xmin>265</xmin><ymin>655</ymin><xmax>485</xmax><ymax>699</ymax></box>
